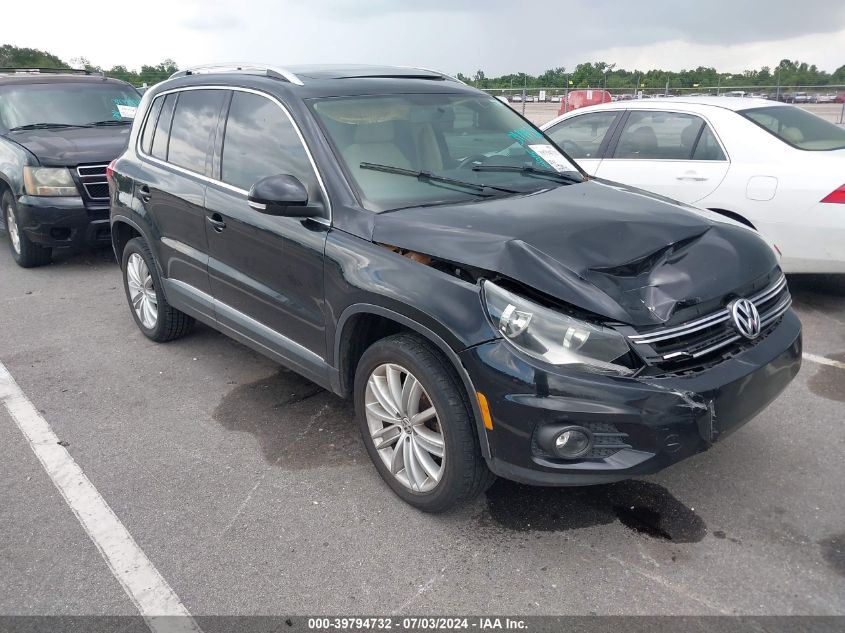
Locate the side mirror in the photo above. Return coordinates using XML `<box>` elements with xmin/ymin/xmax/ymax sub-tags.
<box><xmin>248</xmin><ymin>174</ymin><xmax>312</xmax><ymax>217</ymax></box>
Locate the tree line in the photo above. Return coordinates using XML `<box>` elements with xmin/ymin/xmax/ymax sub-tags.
<box><xmin>459</xmin><ymin>60</ymin><xmax>845</xmax><ymax>91</ymax></box>
<box><xmin>2</xmin><ymin>44</ymin><xmax>843</xmax><ymax>91</ymax></box>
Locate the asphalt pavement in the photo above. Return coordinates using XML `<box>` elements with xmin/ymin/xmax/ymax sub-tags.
<box><xmin>0</xmin><ymin>242</ymin><xmax>843</xmax><ymax>618</ymax></box>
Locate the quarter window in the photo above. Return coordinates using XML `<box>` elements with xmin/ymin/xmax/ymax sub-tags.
<box><xmin>140</xmin><ymin>95</ymin><xmax>164</xmax><ymax>155</ymax></box>
<box><xmin>151</xmin><ymin>93</ymin><xmax>176</xmax><ymax>161</ymax></box>
<box><xmin>221</xmin><ymin>91</ymin><xmax>321</xmax><ymax>203</ymax></box>
<box><xmin>545</xmin><ymin>112</ymin><xmax>619</xmax><ymax>158</ymax></box>
<box><xmin>612</xmin><ymin>111</ymin><xmax>724</xmax><ymax>160</ymax></box>
<box><xmin>168</xmin><ymin>89</ymin><xmax>226</xmax><ymax>174</ymax></box>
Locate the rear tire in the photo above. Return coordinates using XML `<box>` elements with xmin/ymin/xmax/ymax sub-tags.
<box><xmin>121</xmin><ymin>237</ymin><xmax>194</xmax><ymax>342</ymax></box>
<box><xmin>354</xmin><ymin>333</ymin><xmax>494</xmax><ymax>512</ymax></box>
<box><xmin>3</xmin><ymin>190</ymin><xmax>52</xmax><ymax>268</ymax></box>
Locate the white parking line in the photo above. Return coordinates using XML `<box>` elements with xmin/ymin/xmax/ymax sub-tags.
<box><xmin>0</xmin><ymin>361</ymin><xmax>202</xmax><ymax>633</ymax></box>
<box><xmin>803</xmin><ymin>352</ymin><xmax>845</xmax><ymax>370</ymax></box>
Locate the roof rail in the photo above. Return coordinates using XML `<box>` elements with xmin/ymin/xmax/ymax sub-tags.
<box><xmin>403</xmin><ymin>67</ymin><xmax>466</xmax><ymax>85</ymax></box>
<box><xmin>0</xmin><ymin>67</ymin><xmax>103</xmax><ymax>76</ymax></box>
<box><xmin>169</xmin><ymin>63</ymin><xmax>304</xmax><ymax>86</ymax></box>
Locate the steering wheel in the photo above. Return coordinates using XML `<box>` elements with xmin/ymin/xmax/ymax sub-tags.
<box><xmin>457</xmin><ymin>154</ymin><xmax>490</xmax><ymax>170</ymax></box>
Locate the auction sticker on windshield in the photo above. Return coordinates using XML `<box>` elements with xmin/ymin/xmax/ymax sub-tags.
<box><xmin>528</xmin><ymin>144</ymin><xmax>570</xmax><ymax>172</ymax></box>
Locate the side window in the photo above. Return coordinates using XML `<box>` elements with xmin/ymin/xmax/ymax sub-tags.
<box><xmin>545</xmin><ymin>112</ymin><xmax>618</xmax><ymax>159</ymax></box>
<box><xmin>221</xmin><ymin>91</ymin><xmax>322</xmax><ymax>205</ymax></box>
<box><xmin>692</xmin><ymin>125</ymin><xmax>727</xmax><ymax>160</ymax></box>
<box><xmin>140</xmin><ymin>96</ymin><xmax>164</xmax><ymax>155</ymax></box>
<box><xmin>168</xmin><ymin>89</ymin><xmax>227</xmax><ymax>175</ymax></box>
<box><xmin>151</xmin><ymin>93</ymin><xmax>176</xmax><ymax>160</ymax></box>
<box><xmin>613</xmin><ymin>111</ymin><xmax>707</xmax><ymax>160</ymax></box>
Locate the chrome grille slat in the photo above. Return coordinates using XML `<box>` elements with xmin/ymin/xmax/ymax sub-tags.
<box><xmin>76</xmin><ymin>164</ymin><xmax>110</xmax><ymax>200</ymax></box>
<box><xmin>626</xmin><ymin>273</ymin><xmax>790</xmax><ymax>365</ymax></box>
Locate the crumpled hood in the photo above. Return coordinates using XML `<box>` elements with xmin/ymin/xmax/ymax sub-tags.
<box><xmin>372</xmin><ymin>180</ymin><xmax>778</xmax><ymax>327</ymax></box>
<box><xmin>5</xmin><ymin>126</ymin><xmax>130</xmax><ymax>166</ymax></box>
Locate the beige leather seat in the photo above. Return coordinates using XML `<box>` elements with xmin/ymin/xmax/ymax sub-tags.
<box><xmin>343</xmin><ymin>121</ymin><xmax>413</xmax><ymax>197</ymax></box>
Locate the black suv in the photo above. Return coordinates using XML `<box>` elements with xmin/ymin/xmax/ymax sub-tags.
<box><xmin>109</xmin><ymin>64</ymin><xmax>801</xmax><ymax>512</ymax></box>
<box><xmin>0</xmin><ymin>68</ymin><xmax>140</xmax><ymax>267</ymax></box>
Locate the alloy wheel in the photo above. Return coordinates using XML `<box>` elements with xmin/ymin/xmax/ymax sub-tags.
<box><xmin>126</xmin><ymin>253</ymin><xmax>158</xmax><ymax>329</ymax></box>
<box><xmin>6</xmin><ymin>203</ymin><xmax>21</xmax><ymax>254</ymax></box>
<box><xmin>365</xmin><ymin>363</ymin><xmax>445</xmax><ymax>492</ymax></box>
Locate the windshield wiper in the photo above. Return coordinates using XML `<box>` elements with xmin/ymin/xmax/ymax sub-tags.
<box><xmin>8</xmin><ymin>123</ymin><xmax>91</xmax><ymax>131</ymax></box>
<box><xmin>472</xmin><ymin>164</ymin><xmax>582</xmax><ymax>184</ymax></box>
<box><xmin>88</xmin><ymin>119</ymin><xmax>132</xmax><ymax>126</ymax></box>
<box><xmin>360</xmin><ymin>162</ymin><xmax>519</xmax><ymax>195</ymax></box>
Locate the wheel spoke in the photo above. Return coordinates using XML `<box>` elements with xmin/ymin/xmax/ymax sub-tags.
<box><xmin>390</xmin><ymin>433</ymin><xmax>406</xmax><ymax>474</ymax></box>
<box><xmin>414</xmin><ymin>425</ymin><xmax>444</xmax><ymax>458</ymax></box>
<box><xmin>404</xmin><ymin>436</ymin><xmax>426</xmax><ymax>491</ymax></box>
<box><xmin>401</xmin><ymin>374</ymin><xmax>422</xmax><ymax>416</ymax></box>
<box><xmin>410</xmin><ymin>406</ymin><xmax>436</xmax><ymax>426</ymax></box>
<box><xmin>366</xmin><ymin>401</ymin><xmax>401</xmax><ymax>425</ymax></box>
<box><xmin>411</xmin><ymin>437</ymin><xmax>442</xmax><ymax>482</ymax></box>
<box><xmin>371</xmin><ymin>375</ymin><xmax>400</xmax><ymax>417</ymax></box>
<box><xmin>385</xmin><ymin>365</ymin><xmax>404</xmax><ymax>414</ymax></box>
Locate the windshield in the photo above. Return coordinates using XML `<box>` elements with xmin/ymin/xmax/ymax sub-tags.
<box><xmin>0</xmin><ymin>82</ymin><xmax>141</xmax><ymax>131</ymax></box>
<box><xmin>311</xmin><ymin>93</ymin><xmax>582</xmax><ymax>212</ymax></box>
<box><xmin>740</xmin><ymin>106</ymin><xmax>845</xmax><ymax>151</ymax></box>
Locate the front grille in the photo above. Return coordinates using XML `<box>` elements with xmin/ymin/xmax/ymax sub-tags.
<box><xmin>627</xmin><ymin>273</ymin><xmax>791</xmax><ymax>369</ymax></box>
<box><xmin>76</xmin><ymin>164</ymin><xmax>109</xmax><ymax>201</ymax></box>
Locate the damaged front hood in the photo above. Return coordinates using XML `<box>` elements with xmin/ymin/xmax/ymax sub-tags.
<box><xmin>372</xmin><ymin>180</ymin><xmax>778</xmax><ymax>327</ymax></box>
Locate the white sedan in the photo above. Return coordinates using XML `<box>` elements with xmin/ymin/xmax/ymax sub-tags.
<box><xmin>541</xmin><ymin>98</ymin><xmax>845</xmax><ymax>273</ymax></box>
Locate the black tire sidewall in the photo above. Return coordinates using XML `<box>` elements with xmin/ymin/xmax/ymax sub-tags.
<box><xmin>354</xmin><ymin>335</ymin><xmax>478</xmax><ymax>512</ymax></box>
<box><xmin>121</xmin><ymin>237</ymin><xmax>167</xmax><ymax>340</ymax></box>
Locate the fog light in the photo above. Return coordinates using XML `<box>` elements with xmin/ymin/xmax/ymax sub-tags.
<box><xmin>554</xmin><ymin>426</ymin><xmax>593</xmax><ymax>458</ymax></box>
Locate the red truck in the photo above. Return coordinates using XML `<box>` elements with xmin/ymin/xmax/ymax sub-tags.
<box><xmin>558</xmin><ymin>89</ymin><xmax>613</xmax><ymax>114</ymax></box>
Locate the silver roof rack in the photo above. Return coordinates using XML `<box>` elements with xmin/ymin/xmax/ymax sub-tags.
<box><xmin>402</xmin><ymin>66</ymin><xmax>466</xmax><ymax>84</ymax></box>
<box><xmin>169</xmin><ymin>63</ymin><xmax>304</xmax><ymax>86</ymax></box>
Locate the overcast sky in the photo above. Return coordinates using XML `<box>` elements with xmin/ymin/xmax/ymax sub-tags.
<box><xmin>6</xmin><ymin>0</ymin><xmax>845</xmax><ymax>76</ymax></box>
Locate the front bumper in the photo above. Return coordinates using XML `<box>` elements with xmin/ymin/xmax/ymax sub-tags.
<box><xmin>461</xmin><ymin>309</ymin><xmax>802</xmax><ymax>486</ymax></box>
<box><xmin>15</xmin><ymin>195</ymin><xmax>111</xmax><ymax>249</ymax></box>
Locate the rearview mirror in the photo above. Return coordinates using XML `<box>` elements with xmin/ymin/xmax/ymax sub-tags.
<box><xmin>248</xmin><ymin>174</ymin><xmax>312</xmax><ymax>217</ymax></box>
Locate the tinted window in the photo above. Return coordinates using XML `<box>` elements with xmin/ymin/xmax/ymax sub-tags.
<box><xmin>741</xmin><ymin>106</ymin><xmax>845</xmax><ymax>151</ymax></box>
<box><xmin>140</xmin><ymin>96</ymin><xmax>164</xmax><ymax>155</ymax></box>
<box><xmin>151</xmin><ymin>93</ymin><xmax>176</xmax><ymax>160</ymax></box>
<box><xmin>168</xmin><ymin>90</ymin><xmax>226</xmax><ymax>174</ymax></box>
<box><xmin>221</xmin><ymin>91</ymin><xmax>320</xmax><ymax>201</ymax></box>
<box><xmin>613</xmin><ymin>111</ymin><xmax>709</xmax><ymax>160</ymax></box>
<box><xmin>546</xmin><ymin>112</ymin><xmax>618</xmax><ymax>158</ymax></box>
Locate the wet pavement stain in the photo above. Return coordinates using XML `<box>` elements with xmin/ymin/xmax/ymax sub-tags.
<box><xmin>482</xmin><ymin>478</ymin><xmax>707</xmax><ymax>542</ymax></box>
<box><xmin>213</xmin><ymin>369</ymin><xmax>360</xmax><ymax>469</ymax></box>
<box><xmin>807</xmin><ymin>352</ymin><xmax>845</xmax><ymax>402</ymax></box>
<box><xmin>819</xmin><ymin>533</ymin><xmax>845</xmax><ymax>577</ymax></box>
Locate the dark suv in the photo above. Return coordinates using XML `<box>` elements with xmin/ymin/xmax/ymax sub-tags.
<box><xmin>109</xmin><ymin>64</ymin><xmax>801</xmax><ymax>512</ymax></box>
<box><xmin>0</xmin><ymin>68</ymin><xmax>140</xmax><ymax>267</ymax></box>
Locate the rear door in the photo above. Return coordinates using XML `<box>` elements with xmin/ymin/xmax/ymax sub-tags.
<box><xmin>543</xmin><ymin>110</ymin><xmax>621</xmax><ymax>175</ymax></box>
<box><xmin>135</xmin><ymin>88</ymin><xmax>227</xmax><ymax>316</ymax></box>
<box><xmin>594</xmin><ymin>109</ymin><xmax>730</xmax><ymax>203</ymax></box>
<box><xmin>203</xmin><ymin>89</ymin><xmax>330</xmax><ymax>381</ymax></box>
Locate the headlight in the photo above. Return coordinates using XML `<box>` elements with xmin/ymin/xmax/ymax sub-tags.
<box><xmin>483</xmin><ymin>280</ymin><xmax>634</xmax><ymax>375</ymax></box>
<box><xmin>23</xmin><ymin>167</ymin><xmax>79</xmax><ymax>197</ymax></box>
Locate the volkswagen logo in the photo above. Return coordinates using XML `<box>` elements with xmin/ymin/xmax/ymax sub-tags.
<box><xmin>729</xmin><ymin>298</ymin><xmax>761</xmax><ymax>339</ymax></box>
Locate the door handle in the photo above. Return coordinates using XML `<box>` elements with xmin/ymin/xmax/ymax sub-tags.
<box><xmin>138</xmin><ymin>184</ymin><xmax>151</xmax><ymax>202</ymax></box>
<box><xmin>206</xmin><ymin>213</ymin><xmax>227</xmax><ymax>232</ymax></box>
<box><xmin>676</xmin><ymin>174</ymin><xmax>708</xmax><ymax>182</ymax></box>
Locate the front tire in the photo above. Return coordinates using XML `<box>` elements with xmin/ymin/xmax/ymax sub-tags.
<box><xmin>3</xmin><ymin>191</ymin><xmax>52</xmax><ymax>268</ymax></box>
<box><xmin>121</xmin><ymin>237</ymin><xmax>194</xmax><ymax>342</ymax></box>
<box><xmin>354</xmin><ymin>333</ymin><xmax>494</xmax><ymax>512</ymax></box>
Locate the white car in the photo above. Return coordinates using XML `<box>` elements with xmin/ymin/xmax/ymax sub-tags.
<box><xmin>541</xmin><ymin>97</ymin><xmax>845</xmax><ymax>273</ymax></box>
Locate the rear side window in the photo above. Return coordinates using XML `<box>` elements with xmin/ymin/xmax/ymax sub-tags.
<box><xmin>612</xmin><ymin>111</ymin><xmax>724</xmax><ymax>160</ymax></box>
<box><xmin>741</xmin><ymin>106</ymin><xmax>845</xmax><ymax>151</ymax></box>
<box><xmin>545</xmin><ymin>112</ymin><xmax>619</xmax><ymax>158</ymax></box>
<box><xmin>168</xmin><ymin>90</ymin><xmax>226</xmax><ymax>174</ymax></box>
<box><xmin>140</xmin><ymin>96</ymin><xmax>164</xmax><ymax>155</ymax></box>
<box><xmin>151</xmin><ymin>93</ymin><xmax>176</xmax><ymax>160</ymax></box>
<box><xmin>221</xmin><ymin>91</ymin><xmax>321</xmax><ymax>203</ymax></box>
